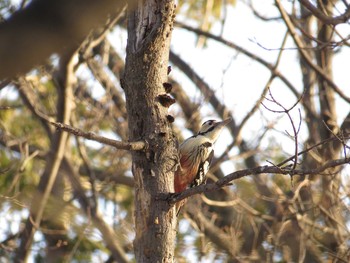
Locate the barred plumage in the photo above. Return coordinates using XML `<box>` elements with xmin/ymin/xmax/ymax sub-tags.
<box><xmin>174</xmin><ymin>118</ymin><xmax>231</xmax><ymax>193</ymax></box>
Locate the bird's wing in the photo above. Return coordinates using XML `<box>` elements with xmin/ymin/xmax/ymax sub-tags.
<box><xmin>174</xmin><ymin>137</ymin><xmax>213</xmax><ymax>192</ymax></box>
<box><xmin>190</xmin><ymin>144</ymin><xmax>214</xmax><ymax>187</ymax></box>
<box><xmin>174</xmin><ymin>149</ymin><xmax>199</xmax><ymax>192</ymax></box>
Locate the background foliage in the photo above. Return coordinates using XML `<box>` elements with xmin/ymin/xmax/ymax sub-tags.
<box><xmin>1</xmin><ymin>0</ymin><xmax>350</xmax><ymax>262</ymax></box>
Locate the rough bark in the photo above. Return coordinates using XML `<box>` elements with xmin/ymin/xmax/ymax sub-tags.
<box><xmin>122</xmin><ymin>1</ymin><xmax>177</xmax><ymax>262</ymax></box>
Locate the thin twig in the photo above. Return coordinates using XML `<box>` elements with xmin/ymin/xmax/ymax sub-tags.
<box><xmin>275</xmin><ymin>0</ymin><xmax>350</xmax><ymax>104</ymax></box>
<box><xmin>262</xmin><ymin>88</ymin><xmax>304</xmax><ymax>170</ymax></box>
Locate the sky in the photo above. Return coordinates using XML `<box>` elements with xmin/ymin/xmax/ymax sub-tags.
<box><xmin>171</xmin><ymin>0</ymin><xmax>350</xmax><ymax>157</ymax></box>
<box><xmin>169</xmin><ymin>2</ymin><xmax>350</xmax><ymax>261</ymax></box>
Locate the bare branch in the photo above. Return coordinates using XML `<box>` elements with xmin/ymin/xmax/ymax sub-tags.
<box><xmin>212</xmin><ymin>32</ymin><xmax>291</xmax><ymax>174</ymax></box>
<box><xmin>61</xmin><ymin>158</ymin><xmax>129</xmax><ymax>263</ymax></box>
<box><xmin>184</xmin><ymin>200</ymin><xmax>239</xmax><ymax>259</ymax></box>
<box><xmin>51</xmin><ymin>122</ymin><xmax>146</xmax><ymax>151</ymax></box>
<box><xmin>299</xmin><ymin>0</ymin><xmax>350</xmax><ymax>25</ymax></box>
<box><xmin>168</xmin><ymin>157</ymin><xmax>350</xmax><ymax>205</ymax></box>
<box><xmin>16</xmin><ymin>51</ymin><xmax>77</xmax><ymax>260</ymax></box>
<box><xmin>262</xmin><ymin>88</ymin><xmax>304</xmax><ymax>170</ymax></box>
<box><xmin>275</xmin><ymin>0</ymin><xmax>350</xmax><ymax>104</ymax></box>
<box><xmin>174</xmin><ymin>22</ymin><xmax>302</xmax><ymax>100</ymax></box>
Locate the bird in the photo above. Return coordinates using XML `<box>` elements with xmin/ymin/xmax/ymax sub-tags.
<box><xmin>174</xmin><ymin>118</ymin><xmax>232</xmax><ymax>193</ymax></box>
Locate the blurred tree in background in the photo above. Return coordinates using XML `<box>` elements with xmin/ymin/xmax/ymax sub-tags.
<box><xmin>1</xmin><ymin>0</ymin><xmax>350</xmax><ymax>262</ymax></box>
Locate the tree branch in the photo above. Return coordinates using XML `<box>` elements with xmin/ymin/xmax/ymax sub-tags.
<box><xmin>275</xmin><ymin>0</ymin><xmax>350</xmax><ymax>104</ymax></box>
<box><xmin>168</xmin><ymin>157</ymin><xmax>350</xmax><ymax>205</ymax></box>
<box><xmin>174</xmin><ymin>22</ymin><xmax>302</xmax><ymax>100</ymax></box>
<box><xmin>184</xmin><ymin>200</ymin><xmax>239</xmax><ymax>259</ymax></box>
<box><xmin>61</xmin><ymin>158</ymin><xmax>129</xmax><ymax>263</ymax></box>
<box><xmin>16</xmin><ymin>51</ymin><xmax>77</xmax><ymax>260</ymax></box>
<box><xmin>298</xmin><ymin>0</ymin><xmax>350</xmax><ymax>25</ymax></box>
<box><xmin>50</xmin><ymin>122</ymin><xmax>146</xmax><ymax>151</ymax></box>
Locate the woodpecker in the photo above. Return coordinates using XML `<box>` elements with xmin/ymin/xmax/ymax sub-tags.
<box><xmin>174</xmin><ymin>118</ymin><xmax>231</xmax><ymax>193</ymax></box>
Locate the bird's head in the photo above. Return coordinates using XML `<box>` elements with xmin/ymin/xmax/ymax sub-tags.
<box><xmin>198</xmin><ymin>118</ymin><xmax>232</xmax><ymax>142</ymax></box>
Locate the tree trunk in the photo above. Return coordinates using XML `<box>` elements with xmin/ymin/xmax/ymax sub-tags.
<box><xmin>122</xmin><ymin>1</ymin><xmax>177</xmax><ymax>262</ymax></box>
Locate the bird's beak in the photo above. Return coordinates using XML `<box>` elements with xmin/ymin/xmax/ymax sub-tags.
<box><xmin>217</xmin><ymin>117</ymin><xmax>232</xmax><ymax>127</ymax></box>
<box><xmin>212</xmin><ymin>118</ymin><xmax>232</xmax><ymax>130</ymax></box>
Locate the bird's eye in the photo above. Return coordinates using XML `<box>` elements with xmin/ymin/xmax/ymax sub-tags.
<box><xmin>202</xmin><ymin>120</ymin><xmax>215</xmax><ymax>126</ymax></box>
